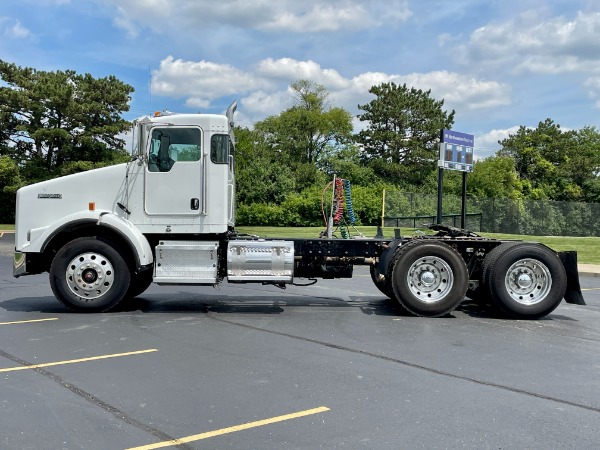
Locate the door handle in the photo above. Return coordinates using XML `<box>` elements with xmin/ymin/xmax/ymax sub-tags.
<box><xmin>191</xmin><ymin>198</ymin><xmax>200</xmax><ymax>210</ymax></box>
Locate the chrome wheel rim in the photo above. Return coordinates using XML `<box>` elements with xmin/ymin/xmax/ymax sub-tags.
<box><xmin>406</xmin><ymin>256</ymin><xmax>454</xmax><ymax>303</ymax></box>
<box><xmin>504</xmin><ymin>258</ymin><xmax>552</xmax><ymax>305</ymax></box>
<box><xmin>66</xmin><ymin>252</ymin><xmax>114</xmax><ymax>300</ymax></box>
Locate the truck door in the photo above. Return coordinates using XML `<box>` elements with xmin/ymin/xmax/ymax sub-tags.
<box><xmin>145</xmin><ymin>126</ymin><xmax>202</xmax><ymax>216</ymax></box>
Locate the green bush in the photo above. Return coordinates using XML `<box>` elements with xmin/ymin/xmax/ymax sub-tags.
<box><xmin>235</xmin><ymin>183</ymin><xmax>388</xmax><ymax>227</ymax></box>
<box><xmin>348</xmin><ymin>185</ymin><xmax>384</xmax><ymax>225</ymax></box>
<box><xmin>236</xmin><ymin>203</ymin><xmax>285</xmax><ymax>226</ymax></box>
<box><xmin>281</xmin><ymin>186</ymin><xmax>325</xmax><ymax>226</ymax></box>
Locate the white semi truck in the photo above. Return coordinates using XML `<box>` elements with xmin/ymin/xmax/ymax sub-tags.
<box><xmin>13</xmin><ymin>103</ymin><xmax>585</xmax><ymax>318</ymax></box>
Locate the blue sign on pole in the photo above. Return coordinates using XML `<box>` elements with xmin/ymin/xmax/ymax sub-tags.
<box><xmin>441</xmin><ymin>129</ymin><xmax>475</xmax><ymax>147</ymax></box>
<box><xmin>439</xmin><ymin>129</ymin><xmax>475</xmax><ymax>172</ymax></box>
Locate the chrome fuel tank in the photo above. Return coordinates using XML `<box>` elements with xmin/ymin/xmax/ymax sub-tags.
<box><xmin>227</xmin><ymin>240</ymin><xmax>294</xmax><ymax>283</ymax></box>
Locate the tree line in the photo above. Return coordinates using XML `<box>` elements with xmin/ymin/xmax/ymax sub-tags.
<box><xmin>234</xmin><ymin>80</ymin><xmax>600</xmax><ymax>227</ymax></box>
<box><xmin>1</xmin><ymin>60</ymin><xmax>599</xmax><ymax>227</ymax></box>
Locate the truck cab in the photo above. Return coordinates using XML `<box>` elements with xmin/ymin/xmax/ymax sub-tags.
<box><xmin>14</xmin><ymin>103</ymin><xmax>240</xmax><ymax>311</ymax></box>
<box><xmin>134</xmin><ymin>109</ymin><xmax>235</xmax><ymax>233</ymax></box>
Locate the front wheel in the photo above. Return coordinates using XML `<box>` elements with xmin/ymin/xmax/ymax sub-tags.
<box><xmin>49</xmin><ymin>237</ymin><xmax>131</xmax><ymax>312</ymax></box>
<box><xmin>126</xmin><ymin>269</ymin><xmax>153</xmax><ymax>299</ymax></box>
<box><xmin>389</xmin><ymin>240</ymin><xmax>468</xmax><ymax>317</ymax></box>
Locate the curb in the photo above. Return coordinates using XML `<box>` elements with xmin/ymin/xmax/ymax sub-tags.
<box><xmin>579</xmin><ymin>272</ymin><xmax>600</xmax><ymax>278</ymax></box>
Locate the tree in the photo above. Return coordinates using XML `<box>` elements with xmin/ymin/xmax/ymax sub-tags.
<box><xmin>356</xmin><ymin>82</ymin><xmax>455</xmax><ymax>186</ymax></box>
<box><xmin>0</xmin><ymin>60</ymin><xmax>133</xmax><ymax>182</ymax></box>
<box><xmin>0</xmin><ymin>155</ymin><xmax>21</xmax><ymax>191</ymax></box>
<box><xmin>254</xmin><ymin>80</ymin><xmax>353</xmax><ymax>165</ymax></box>
<box><xmin>497</xmin><ymin>119</ymin><xmax>599</xmax><ymax>201</ymax></box>
<box><xmin>0</xmin><ymin>155</ymin><xmax>21</xmax><ymax>222</ymax></box>
<box><xmin>469</xmin><ymin>156</ymin><xmax>524</xmax><ymax>200</ymax></box>
<box><xmin>567</xmin><ymin>126</ymin><xmax>600</xmax><ymax>203</ymax></box>
<box><xmin>234</xmin><ymin>126</ymin><xmax>296</xmax><ymax>205</ymax></box>
<box><xmin>319</xmin><ymin>143</ymin><xmax>377</xmax><ymax>186</ymax></box>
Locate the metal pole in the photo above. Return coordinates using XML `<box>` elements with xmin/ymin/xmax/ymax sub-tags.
<box><xmin>381</xmin><ymin>188</ymin><xmax>386</xmax><ymax>228</ymax></box>
<box><xmin>436</xmin><ymin>167</ymin><xmax>444</xmax><ymax>224</ymax></box>
<box><xmin>461</xmin><ymin>171</ymin><xmax>467</xmax><ymax>229</ymax></box>
<box><xmin>327</xmin><ymin>174</ymin><xmax>336</xmax><ymax>239</ymax></box>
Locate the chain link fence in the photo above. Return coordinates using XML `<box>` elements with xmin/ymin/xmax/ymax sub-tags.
<box><xmin>383</xmin><ymin>190</ymin><xmax>600</xmax><ymax>236</ymax></box>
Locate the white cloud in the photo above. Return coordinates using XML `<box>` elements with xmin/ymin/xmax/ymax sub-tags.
<box><xmin>152</xmin><ymin>55</ymin><xmax>512</xmax><ymax>125</ymax></box>
<box><xmin>258</xmin><ymin>2</ymin><xmax>410</xmax><ymax>33</ymax></box>
<box><xmin>2</xmin><ymin>19</ymin><xmax>33</xmax><ymax>39</ymax></box>
<box><xmin>152</xmin><ymin>56</ymin><xmax>272</xmax><ymax>102</ymax></box>
<box><xmin>397</xmin><ymin>71</ymin><xmax>511</xmax><ymax>110</ymax></box>
<box><xmin>113</xmin><ymin>14</ymin><xmax>138</xmax><ymax>39</ymax></box>
<box><xmin>185</xmin><ymin>97</ymin><xmax>211</xmax><ymax>110</ymax></box>
<box><xmin>241</xmin><ymin>89</ymin><xmax>294</xmax><ymax>118</ymax></box>
<box><xmin>108</xmin><ymin>1</ymin><xmax>173</xmax><ymax>36</ymax></box>
<box><xmin>584</xmin><ymin>76</ymin><xmax>600</xmax><ymax>108</ymax></box>
<box><xmin>459</xmin><ymin>11</ymin><xmax>600</xmax><ymax>75</ymax></box>
<box><xmin>100</xmin><ymin>0</ymin><xmax>411</xmax><ymax>35</ymax></box>
<box><xmin>331</xmin><ymin>70</ymin><xmax>511</xmax><ymax>115</ymax></box>
<box><xmin>475</xmin><ymin>127</ymin><xmax>520</xmax><ymax>159</ymax></box>
<box><xmin>256</xmin><ymin>58</ymin><xmax>350</xmax><ymax>89</ymax></box>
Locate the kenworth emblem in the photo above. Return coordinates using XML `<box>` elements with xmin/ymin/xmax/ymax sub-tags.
<box><xmin>38</xmin><ymin>193</ymin><xmax>62</xmax><ymax>199</ymax></box>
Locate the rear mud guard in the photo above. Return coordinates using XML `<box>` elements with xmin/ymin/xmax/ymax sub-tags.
<box><xmin>559</xmin><ymin>251</ymin><xmax>585</xmax><ymax>305</ymax></box>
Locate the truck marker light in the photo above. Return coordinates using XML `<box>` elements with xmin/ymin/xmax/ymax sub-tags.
<box><xmin>89</xmin><ymin>202</ymin><xmax>95</xmax><ymax>211</ymax></box>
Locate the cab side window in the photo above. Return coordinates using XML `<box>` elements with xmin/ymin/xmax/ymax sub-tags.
<box><xmin>148</xmin><ymin>128</ymin><xmax>201</xmax><ymax>172</ymax></box>
<box><xmin>211</xmin><ymin>134</ymin><xmax>229</xmax><ymax>164</ymax></box>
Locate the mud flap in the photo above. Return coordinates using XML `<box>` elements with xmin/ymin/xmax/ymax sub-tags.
<box><xmin>558</xmin><ymin>251</ymin><xmax>585</xmax><ymax>305</ymax></box>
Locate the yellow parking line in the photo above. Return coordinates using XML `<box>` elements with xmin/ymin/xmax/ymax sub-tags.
<box><xmin>0</xmin><ymin>349</ymin><xmax>158</xmax><ymax>373</ymax></box>
<box><xmin>0</xmin><ymin>318</ymin><xmax>59</xmax><ymax>326</ymax></box>
<box><xmin>127</xmin><ymin>406</ymin><xmax>331</xmax><ymax>450</ymax></box>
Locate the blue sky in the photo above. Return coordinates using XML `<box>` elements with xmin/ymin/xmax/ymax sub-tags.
<box><xmin>2</xmin><ymin>0</ymin><xmax>600</xmax><ymax>158</ymax></box>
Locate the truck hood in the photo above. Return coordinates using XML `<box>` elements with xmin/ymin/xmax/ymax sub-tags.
<box><xmin>15</xmin><ymin>164</ymin><xmax>129</xmax><ymax>251</ymax></box>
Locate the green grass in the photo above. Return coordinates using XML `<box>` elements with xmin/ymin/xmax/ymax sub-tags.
<box><xmin>237</xmin><ymin>226</ymin><xmax>600</xmax><ymax>265</ymax></box>
<box><xmin>0</xmin><ymin>224</ymin><xmax>15</xmax><ymax>231</ymax></box>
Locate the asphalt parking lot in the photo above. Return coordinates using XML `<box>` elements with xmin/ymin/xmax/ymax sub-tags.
<box><xmin>1</xmin><ymin>232</ymin><xmax>600</xmax><ymax>449</ymax></box>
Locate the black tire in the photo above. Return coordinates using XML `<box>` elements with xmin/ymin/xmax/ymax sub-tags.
<box><xmin>471</xmin><ymin>242</ymin><xmax>522</xmax><ymax>304</ymax></box>
<box><xmin>389</xmin><ymin>240</ymin><xmax>468</xmax><ymax>317</ymax></box>
<box><xmin>370</xmin><ymin>265</ymin><xmax>393</xmax><ymax>298</ymax></box>
<box><xmin>49</xmin><ymin>237</ymin><xmax>131</xmax><ymax>312</ymax></box>
<box><xmin>483</xmin><ymin>243</ymin><xmax>566</xmax><ymax>319</ymax></box>
<box><xmin>480</xmin><ymin>242</ymin><xmax>521</xmax><ymax>291</ymax></box>
<box><xmin>126</xmin><ymin>269</ymin><xmax>153</xmax><ymax>299</ymax></box>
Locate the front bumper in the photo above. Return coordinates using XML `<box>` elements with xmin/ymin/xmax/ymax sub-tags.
<box><xmin>13</xmin><ymin>252</ymin><xmax>28</xmax><ymax>277</ymax></box>
<box><xmin>13</xmin><ymin>251</ymin><xmax>45</xmax><ymax>278</ymax></box>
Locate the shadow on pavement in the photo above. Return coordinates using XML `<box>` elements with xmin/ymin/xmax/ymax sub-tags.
<box><xmin>1</xmin><ymin>292</ymin><xmax>405</xmax><ymax>317</ymax></box>
<box><xmin>1</xmin><ymin>292</ymin><xmax>578</xmax><ymax>322</ymax></box>
<box><xmin>456</xmin><ymin>298</ymin><xmax>578</xmax><ymax>321</ymax></box>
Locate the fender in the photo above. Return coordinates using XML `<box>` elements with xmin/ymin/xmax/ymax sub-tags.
<box><xmin>20</xmin><ymin>210</ymin><xmax>153</xmax><ymax>268</ymax></box>
<box><xmin>376</xmin><ymin>238</ymin><xmax>403</xmax><ymax>276</ymax></box>
<box><xmin>96</xmin><ymin>212</ymin><xmax>154</xmax><ymax>268</ymax></box>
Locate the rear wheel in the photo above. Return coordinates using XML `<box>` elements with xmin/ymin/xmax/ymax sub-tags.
<box><xmin>466</xmin><ymin>242</ymin><xmax>520</xmax><ymax>304</ymax></box>
<box><xmin>49</xmin><ymin>237</ymin><xmax>131</xmax><ymax>312</ymax></box>
<box><xmin>370</xmin><ymin>265</ymin><xmax>393</xmax><ymax>298</ymax></box>
<box><xmin>388</xmin><ymin>240</ymin><xmax>468</xmax><ymax>317</ymax></box>
<box><xmin>483</xmin><ymin>243</ymin><xmax>566</xmax><ymax>319</ymax></box>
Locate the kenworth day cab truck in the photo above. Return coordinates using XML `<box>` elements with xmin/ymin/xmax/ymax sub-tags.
<box><xmin>13</xmin><ymin>103</ymin><xmax>585</xmax><ymax>318</ymax></box>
